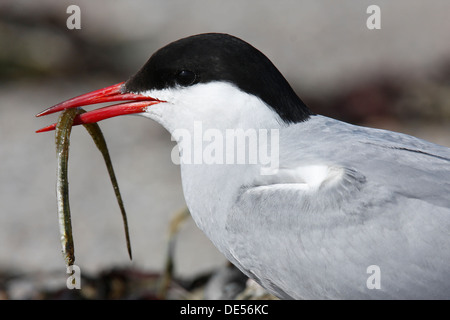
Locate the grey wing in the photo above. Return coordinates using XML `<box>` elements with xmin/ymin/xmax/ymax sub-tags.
<box><xmin>226</xmin><ymin>118</ymin><xmax>450</xmax><ymax>299</ymax></box>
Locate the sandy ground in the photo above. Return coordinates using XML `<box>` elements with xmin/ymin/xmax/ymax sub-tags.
<box><xmin>1</xmin><ymin>0</ymin><xmax>449</xmax><ymax>298</ymax></box>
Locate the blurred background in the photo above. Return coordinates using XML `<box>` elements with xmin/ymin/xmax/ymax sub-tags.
<box><xmin>1</xmin><ymin>0</ymin><xmax>449</xmax><ymax>299</ymax></box>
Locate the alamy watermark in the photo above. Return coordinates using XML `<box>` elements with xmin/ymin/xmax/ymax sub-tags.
<box><xmin>65</xmin><ymin>4</ymin><xmax>380</xmax><ymax>31</ymax></box>
<box><xmin>170</xmin><ymin>121</ymin><xmax>280</xmax><ymax>175</ymax></box>
<box><xmin>66</xmin><ymin>5</ymin><xmax>81</xmax><ymax>30</ymax></box>
<box><xmin>366</xmin><ymin>265</ymin><xmax>381</xmax><ymax>289</ymax></box>
<box><xmin>66</xmin><ymin>264</ymin><xmax>81</xmax><ymax>289</ymax></box>
<box><xmin>367</xmin><ymin>5</ymin><xmax>381</xmax><ymax>30</ymax></box>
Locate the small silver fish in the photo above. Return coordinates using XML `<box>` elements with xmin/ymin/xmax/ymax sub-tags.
<box><xmin>55</xmin><ymin>108</ymin><xmax>132</xmax><ymax>267</ymax></box>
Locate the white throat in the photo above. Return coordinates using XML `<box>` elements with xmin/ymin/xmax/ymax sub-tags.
<box><xmin>138</xmin><ymin>81</ymin><xmax>285</xmax><ymax>239</ymax></box>
<box><xmin>139</xmin><ymin>81</ymin><xmax>284</xmax><ymax>133</ymax></box>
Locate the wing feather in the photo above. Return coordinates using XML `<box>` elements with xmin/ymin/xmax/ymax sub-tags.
<box><xmin>225</xmin><ymin>116</ymin><xmax>450</xmax><ymax>299</ymax></box>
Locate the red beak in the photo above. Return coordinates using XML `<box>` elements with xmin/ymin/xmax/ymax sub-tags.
<box><xmin>36</xmin><ymin>82</ymin><xmax>163</xmax><ymax>133</ymax></box>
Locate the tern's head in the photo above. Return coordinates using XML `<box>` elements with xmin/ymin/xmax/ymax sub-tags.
<box><xmin>37</xmin><ymin>33</ymin><xmax>312</xmax><ymax>133</ymax></box>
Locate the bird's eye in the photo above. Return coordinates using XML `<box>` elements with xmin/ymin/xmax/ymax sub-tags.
<box><xmin>176</xmin><ymin>70</ymin><xmax>196</xmax><ymax>86</ymax></box>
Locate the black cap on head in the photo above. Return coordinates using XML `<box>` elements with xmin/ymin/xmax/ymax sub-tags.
<box><xmin>125</xmin><ymin>33</ymin><xmax>313</xmax><ymax>124</ymax></box>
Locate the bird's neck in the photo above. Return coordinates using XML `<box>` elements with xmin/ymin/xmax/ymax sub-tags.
<box><xmin>179</xmin><ymin>160</ymin><xmax>259</xmax><ymax>243</ymax></box>
<box><xmin>174</xmin><ymin>122</ymin><xmax>282</xmax><ymax>246</ymax></box>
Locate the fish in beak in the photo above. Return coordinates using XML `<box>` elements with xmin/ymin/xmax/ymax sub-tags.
<box><xmin>36</xmin><ymin>82</ymin><xmax>163</xmax><ymax>132</ymax></box>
